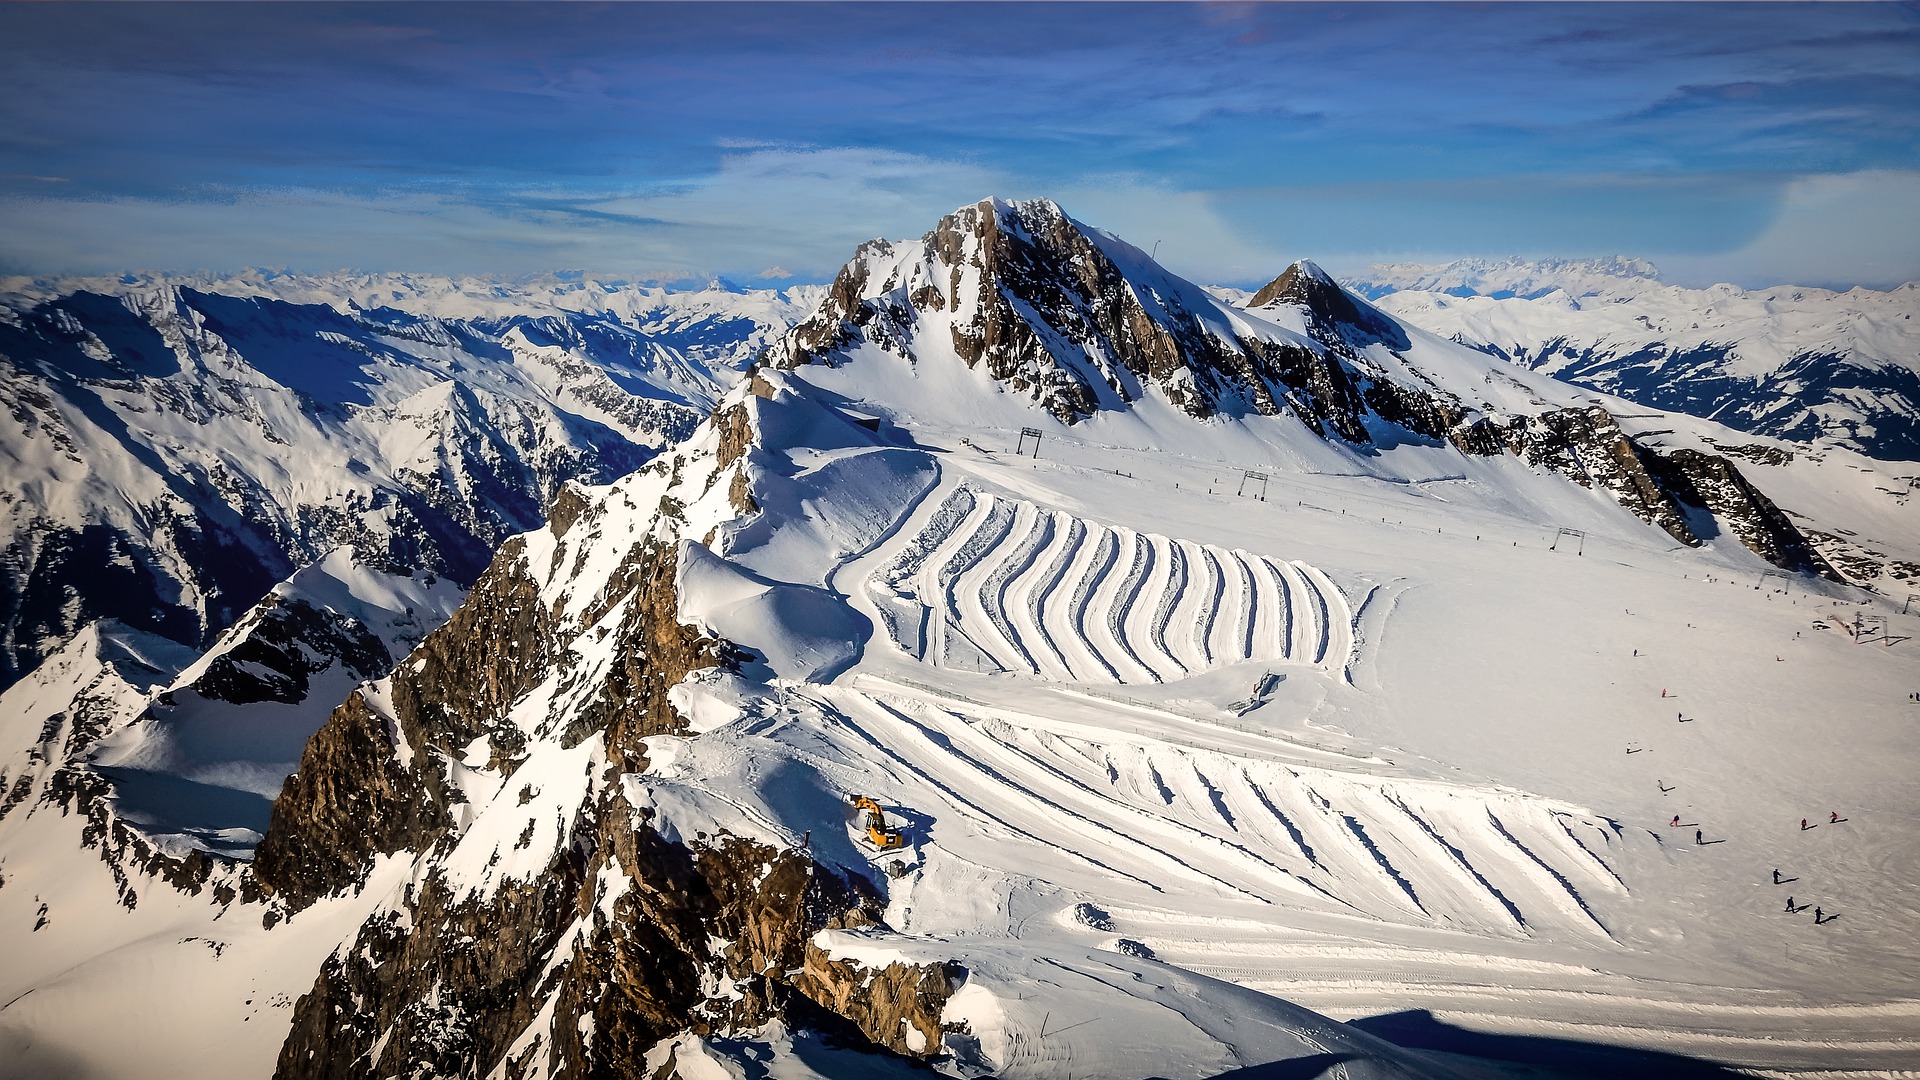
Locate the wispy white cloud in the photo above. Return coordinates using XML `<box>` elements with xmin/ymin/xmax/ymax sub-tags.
<box><xmin>1654</xmin><ymin>170</ymin><xmax>1920</xmax><ymax>289</ymax></box>
<box><xmin>0</xmin><ymin>148</ymin><xmax>1010</xmax><ymax>279</ymax></box>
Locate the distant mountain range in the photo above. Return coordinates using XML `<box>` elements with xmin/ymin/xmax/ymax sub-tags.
<box><xmin>0</xmin><ymin>273</ymin><xmax>814</xmax><ymax>687</ymax></box>
<box><xmin>1343</xmin><ymin>257</ymin><xmax>1920</xmax><ymax>461</ymax></box>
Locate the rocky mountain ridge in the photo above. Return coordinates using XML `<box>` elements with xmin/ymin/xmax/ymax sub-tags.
<box><xmin>784</xmin><ymin>198</ymin><xmax>1833</xmax><ymax>578</ymax></box>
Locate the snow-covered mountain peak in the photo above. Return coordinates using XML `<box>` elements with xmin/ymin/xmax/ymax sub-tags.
<box><xmin>9</xmin><ymin>199</ymin><xmax>1920</xmax><ymax>1077</ymax></box>
<box><xmin>1246</xmin><ymin>259</ymin><xmax>1409</xmax><ymax>351</ymax></box>
<box><xmin>1348</xmin><ymin>255</ymin><xmax>1664</xmax><ymax>300</ymax></box>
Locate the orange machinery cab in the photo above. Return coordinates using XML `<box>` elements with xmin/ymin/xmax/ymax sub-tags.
<box><xmin>850</xmin><ymin>796</ymin><xmax>905</xmax><ymax>850</ymax></box>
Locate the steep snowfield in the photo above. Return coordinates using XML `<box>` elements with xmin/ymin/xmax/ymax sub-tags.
<box><xmin>1345</xmin><ymin>259</ymin><xmax>1920</xmax><ymax>462</ymax></box>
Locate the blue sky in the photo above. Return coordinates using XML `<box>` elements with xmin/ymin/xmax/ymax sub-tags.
<box><xmin>2</xmin><ymin>2</ymin><xmax>1917</xmax><ymax>288</ymax></box>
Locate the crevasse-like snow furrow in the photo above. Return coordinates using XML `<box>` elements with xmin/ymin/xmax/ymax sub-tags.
<box><xmin>1234</xmin><ymin>775</ymin><xmax>1326</xmax><ymax>873</ymax></box>
<box><xmin>922</xmin><ymin>493</ymin><xmax>1003</xmax><ymax>663</ymax></box>
<box><xmin>1296</xmin><ymin>784</ymin><xmax>1427</xmax><ymax>919</ymax></box>
<box><xmin>1052</xmin><ymin>518</ymin><xmax>1121</xmax><ymax>676</ymax></box>
<box><xmin>833</xmin><ymin>696</ymin><xmax>1166</xmax><ymax>891</ymax></box>
<box><xmin>1252</xmin><ymin>556</ymin><xmax>1291</xmax><ymax>662</ymax></box>
<box><xmin>1140</xmin><ymin>535</ymin><xmax>1190</xmax><ymax>678</ymax></box>
<box><xmin>875</xmin><ymin>487</ymin><xmax>979</xmax><ymax>657</ymax></box>
<box><xmin>1293</xmin><ymin>561</ymin><xmax>1346</xmax><ymax>666</ymax></box>
<box><xmin>1086</xmin><ymin>528</ymin><xmax>1161</xmax><ymax>684</ymax></box>
<box><xmin>1204</xmin><ymin>547</ymin><xmax>1238</xmax><ymax>665</ymax></box>
<box><xmin>1196</xmin><ymin>547</ymin><xmax>1231</xmax><ymax>667</ymax></box>
<box><xmin>1164</xmin><ymin>540</ymin><xmax>1215</xmax><ymax>672</ymax></box>
<box><xmin>979</xmin><ymin>502</ymin><xmax>1052</xmax><ymax>673</ymax></box>
<box><xmin>1106</xmin><ymin>530</ymin><xmax>1163</xmax><ymax>682</ymax></box>
<box><xmin>1271</xmin><ymin>560</ymin><xmax>1316</xmax><ymax>663</ymax></box>
<box><xmin>987</xmin><ymin>725</ymin><xmax>1317</xmax><ymax>903</ymax></box>
<box><xmin>1384</xmin><ymin>792</ymin><xmax>1529</xmax><ymax>933</ymax></box>
<box><xmin>871</xmin><ymin>492</ymin><xmax>1350</xmax><ymax>683</ymax></box>
<box><xmin>1022</xmin><ymin>514</ymin><xmax>1088</xmax><ymax>681</ymax></box>
<box><xmin>884</xmin><ymin>486</ymin><xmax>975</xmax><ymax>589</ymax></box>
<box><xmin>1552</xmin><ymin>813</ymin><xmax>1629</xmax><ymax>891</ymax></box>
<box><xmin>853</xmin><ymin>696</ymin><xmax>1264</xmax><ymax>899</ymax></box>
<box><xmin>946</xmin><ymin>497</ymin><xmax>1021</xmax><ymax>668</ymax></box>
<box><xmin>1001</xmin><ymin>509</ymin><xmax>1074</xmax><ymax>679</ymax></box>
<box><xmin>1483</xmin><ymin>810</ymin><xmax>1614</xmax><ymax>939</ymax></box>
<box><xmin>1228</xmin><ymin>550</ymin><xmax>1262</xmax><ymax>662</ymax></box>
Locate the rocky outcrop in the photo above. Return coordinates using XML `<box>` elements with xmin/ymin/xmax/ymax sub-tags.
<box><xmin>783</xmin><ymin>198</ymin><xmax>1392</xmax><ymax>429</ymax></box>
<box><xmin>254</xmin><ymin>538</ymin><xmax>555</xmax><ymax>907</ymax></box>
<box><xmin>274</xmin><ymin>815</ymin><xmax>956</xmax><ymax>1080</ymax></box>
<box><xmin>1643</xmin><ymin>448</ymin><xmax>1837</xmax><ymax>576</ymax></box>
<box><xmin>1249</xmin><ymin>261</ymin><xmax>1410</xmax><ymax>352</ymax></box>
<box><xmin>555</xmin><ymin>535</ymin><xmax>725</xmax><ymax>766</ymax></box>
<box><xmin>1451</xmin><ymin>407</ymin><xmax>1697</xmax><ymax>544</ymax></box>
<box><xmin>258</xmin><ymin>392</ymin><xmax>962</xmax><ymax>1076</ymax></box>
<box><xmin>1449</xmin><ymin>407</ymin><xmax>1838</xmax><ymax>575</ymax></box>
<box><xmin>187</xmin><ymin>596</ymin><xmax>392</xmax><ymax>706</ymax></box>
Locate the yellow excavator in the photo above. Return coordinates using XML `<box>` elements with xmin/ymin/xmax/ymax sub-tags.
<box><xmin>850</xmin><ymin>795</ymin><xmax>905</xmax><ymax>850</ymax></box>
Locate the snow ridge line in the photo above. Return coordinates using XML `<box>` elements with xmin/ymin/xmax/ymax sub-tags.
<box><xmin>871</xmin><ymin>491</ymin><xmax>1353</xmax><ymax>684</ymax></box>
<box><xmin>1487</xmin><ymin>810</ymin><xmax>1615</xmax><ymax>940</ymax></box>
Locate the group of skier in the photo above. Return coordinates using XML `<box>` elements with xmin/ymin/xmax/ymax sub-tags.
<box><xmin>1648</xmin><ymin>683</ymin><xmax>1848</xmax><ymax>927</ymax></box>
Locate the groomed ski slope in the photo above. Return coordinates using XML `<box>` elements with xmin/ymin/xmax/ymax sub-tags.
<box><xmin>869</xmin><ymin>489</ymin><xmax>1349</xmax><ymax>682</ymax></box>
<box><xmin>680</xmin><ymin>360</ymin><xmax>1920</xmax><ymax>1076</ymax></box>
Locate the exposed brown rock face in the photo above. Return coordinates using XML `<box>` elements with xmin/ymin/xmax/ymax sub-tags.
<box><xmin>1452</xmin><ymin>406</ymin><xmax>1697</xmax><ymax>545</ymax></box>
<box><xmin>1447</xmin><ymin>406</ymin><xmax>1838</xmax><ymax>575</ymax></box>
<box><xmin>786</xmin><ymin>198</ymin><xmax>1337</xmax><ymax>426</ymax></box>
<box><xmin>248</xmin><ymin>691</ymin><xmax>442</xmax><ymax>904</ymax></box>
<box><xmin>556</xmin><ymin>536</ymin><xmax>724</xmax><ymax>766</ymax></box>
<box><xmin>712</xmin><ymin>401</ymin><xmax>754</xmax><ymax>470</ymax></box>
<box><xmin>272</xmin><ymin>783</ymin><xmax>956</xmax><ymax>1078</ymax></box>
<box><xmin>1643</xmin><ymin>448</ymin><xmax>1837</xmax><ymax>576</ymax></box>
<box><xmin>190</xmin><ymin>596</ymin><xmax>392</xmax><ymax>706</ymax></box>
<box><xmin>254</xmin><ymin>536</ymin><xmax>554</xmax><ymax>907</ymax></box>
<box><xmin>778</xmin><ymin>200</ymin><xmax>1453</xmax><ymax>448</ymax></box>
<box><xmin>1249</xmin><ymin>261</ymin><xmax>1409</xmax><ymax>351</ymax></box>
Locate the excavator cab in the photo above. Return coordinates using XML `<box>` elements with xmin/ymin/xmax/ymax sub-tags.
<box><xmin>850</xmin><ymin>796</ymin><xmax>906</xmax><ymax>850</ymax></box>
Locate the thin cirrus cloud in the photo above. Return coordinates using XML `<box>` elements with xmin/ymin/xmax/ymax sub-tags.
<box><xmin>0</xmin><ymin>3</ymin><xmax>1915</xmax><ymax>288</ymax></box>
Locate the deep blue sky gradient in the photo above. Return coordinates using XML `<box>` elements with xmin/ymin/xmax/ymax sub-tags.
<box><xmin>2</xmin><ymin>2</ymin><xmax>1917</xmax><ymax>287</ymax></box>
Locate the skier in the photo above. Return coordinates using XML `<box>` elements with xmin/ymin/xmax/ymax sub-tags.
<box><xmin>1694</xmin><ymin>829</ymin><xmax>1704</xmax><ymax>845</ymax></box>
<box><xmin>1772</xmin><ymin>868</ymin><xmax>1782</xmax><ymax>884</ymax></box>
<box><xmin>1785</xmin><ymin>896</ymin><xmax>1795</xmax><ymax>912</ymax></box>
<box><xmin>1670</xmin><ymin>815</ymin><xmax>1681</xmax><ymax>828</ymax></box>
<box><xmin>1661</xmin><ymin>689</ymin><xmax>1668</xmax><ymax>698</ymax></box>
<box><xmin>1815</xmin><ymin>906</ymin><xmax>1825</xmax><ymax>923</ymax></box>
<box><xmin>1830</xmin><ymin>811</ymin><xmax>1841</xmax><ymax>823</ymax></box>
<box><xmin>1801</xmin><ymin>818</ymin><xmax>1810</xmax><ymax>831</ymax></box>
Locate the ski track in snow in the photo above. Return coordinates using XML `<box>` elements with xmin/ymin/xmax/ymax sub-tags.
<box><xmin>829</xmin><ymin>676</ymin><xmax>1628</xmax><ymax>950</ymax></box>
<box><xmin>874</xmin><ymin>491</ymin><xmax>1351</xmax><ymax>684</ymax></box>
